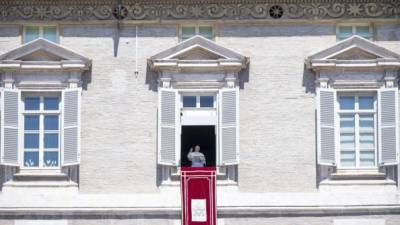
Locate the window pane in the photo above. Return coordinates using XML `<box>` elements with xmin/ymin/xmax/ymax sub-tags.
<box><xmin>359</xmin><ymin>115</ymin><xmax>374</xmax><ymax>132</ymax></box>
<box><xmin>183</xmin><ymin>96</ymin><xmax>196</xmax><ymax>107</ymax></box>
<box><xmin>182</xmin><ymin>27</ymin><xmax>196</xmax><ymax>40</ymax></box>
<box><xmin>356</xmin><ymin>26</ymin><xmax>371</xmax><ymax>39</ymax></box>
<box><xmin>25</xmin><ymin>97</ymin><xmax>40</xmax><ymax>110</ymax></box>
<box><xmin>340</xmin><ymin>115</ymin><xmax>355</xmax><ymax>133</ymax></box>
<box><xmin>43</xmin><ymin>26</ymin><xmax>58</xmax><ymax>43</ymax></box>
<box><xmin>338</xmin><ymin>26</ymin><xmax>353</xmax><ymax>40</ymax></box>
<box><xmin>24</xmin><ymin>152</ymin><xmax>39</xmax><ymax>167</ymax></box>
<box><xmin>359</xmin><ymin>96</ymin><xmax>374</xmax><ymax>109</ymax></box>
<box><xmin>340</xmin><ymin>115</ymin><xmax>355</xmax><ymax>167</ymax></box>
<box><xmin>44</xmin><ymin>151</ymin><xmax>59</xmax><ymax>167</ymax></box>
<box><xmin>339</xmin><ymin>96</ymin><xmax>355</xmax><ymax>110</ymax></box>
<box><xmin>360</xmin><ymin>133</ymin><xmax>374</xmax><ymax>149</ymax></box>
<box><xmin>341</xmin><ymin>151</ymin><xmax>356</xmax><ymax>167</ymax></box>
<box><xmin>24</xmin><ymin>26</ymin><xmax>39</xmax><ymax>43</ymax></box>
<box><xmin>24</xmin><ymin>115</ymin><xmax>39</xmax><ymax>130</ymax></box>
<box><xmin>200</xmin><ymin>96</ymin><xmax>214</xmax><ymax>107</ymax></box>
<box><xmin>199</xmin><ymin>26</ymin><xmax>213</xmax><ymax>39</ymax></box>
<box><xmin>360</xmin><ymin>151</ymin><xmax>375</xmax><ymax>167</ymax></box>
<box><xmin>24</xmin><ymin>134</ymin><xmax>39</xmax><ymax>149</ymax></box>
<box><xmin>44</xmin><ymin>115</ymin><xmax>59</xmax><ymax>130</ymax></box>
<box><xmin>44</xmin><ymin>97</ymin><xmax>59</xmax><ymax>110</ymax></box>
<box><xmin>44</xmin><ymin>133</ymin><xmax>59</xmax><ymax>148</ymax></box>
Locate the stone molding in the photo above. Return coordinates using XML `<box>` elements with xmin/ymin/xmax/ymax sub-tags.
<box><xmin>0</xmin><ymin>0</ymin><xmax>398</xmax><ymax>21</ymax></box>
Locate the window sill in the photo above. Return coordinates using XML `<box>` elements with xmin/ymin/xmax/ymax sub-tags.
<box><xmin>13</xmin><ymin>171</ymin><xmax>68</xmax><ymax>182</ymax></box>
<box><xmin>331</xmin><ymin>168</ymin><xmax>385</xmax><ymax>180</ymax></box>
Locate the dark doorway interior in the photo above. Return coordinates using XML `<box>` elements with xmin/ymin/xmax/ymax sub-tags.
<box><xmin>181</xmin><ymin>126</ymin><xmax>216</xmax><ymax>167</ymax></box>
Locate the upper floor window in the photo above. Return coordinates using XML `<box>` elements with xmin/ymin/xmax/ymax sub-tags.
<box><xmin>23</xmin><ymin>26</ymin><xmax>58</xmax><ymax>44</ymax></box>
<box><xmin>23</xmin><ymin>94</ymin><xmax>61</xmax><ymax>168</ymax></box>
<box><xmin>337</xmin><ymin>25</ymin><xmax>372</xmax><ymax>41</ymax></box>
<box><xmin>180</xmin><ymin>25</ymin><xmax>213</xmax><ymax>41</ymax></box>
<box><xmin>338</xmin><ymin>94</ymin><xmax>376</xmax><ymax>168</ymax></box>
<box><xmin>182</xmin><ymin>95</ymin><xmax>215</xmax><ymax>108</ymax></box>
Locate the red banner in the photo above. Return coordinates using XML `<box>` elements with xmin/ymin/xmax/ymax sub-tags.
<box><xmin>181</xmin><ymin>167</ymin><xmax>216</xmax><ymax>225</ymax></box>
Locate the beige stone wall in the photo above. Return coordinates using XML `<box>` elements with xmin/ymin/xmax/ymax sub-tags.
<box><xmin>0</xmin><ymin>21</ymin><xmax>399</xmax><ymax>194</ymax></box>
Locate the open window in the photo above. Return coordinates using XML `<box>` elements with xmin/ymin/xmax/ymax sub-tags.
<box><xmin>149</xmin><ymin>36</ymin><xmax>248</xmax><ymax>185</ymax></box>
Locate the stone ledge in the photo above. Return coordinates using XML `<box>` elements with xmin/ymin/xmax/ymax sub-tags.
<box><xmin>1</xmin><ymin>205</ymin><xmax>400</xmax><ymax>219</ymax></box>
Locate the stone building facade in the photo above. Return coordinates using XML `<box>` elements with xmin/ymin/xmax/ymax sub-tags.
<box><xmin>0</xmin><ymin>0</ymin><xmax>399</xmax><ymax>224</ymax></box>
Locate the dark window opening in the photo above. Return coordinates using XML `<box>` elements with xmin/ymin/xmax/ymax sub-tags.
<box><xmin>181</xmin><ymin>126</ymin><xmax>216</xmax><ymax>167</ymax></box>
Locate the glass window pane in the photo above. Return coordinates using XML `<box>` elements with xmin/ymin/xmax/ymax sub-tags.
<box><xmin>44</xmin><ymin>115</ymin><xmax>59</xmax><ymax>130</ymax></box>
<box><xmin>200</xmin><ymin>96</ymin><xmax>214</xmax><ymax>107</ymax></box>
<box><xmin>359</xmin><ymin>96</ymin><xmax>374</xmax><ymax>110</ymax></box>
<box><xmin>359</xmin><ymin>115</ymin><xmax>374</xmax><ymax>132</ymax></box>
<box><xmin>183</xmin><ymin>96</ymin><xmax>196</xmax><ymax>107</ymax></box>
<box><xmin>24</xmin><ymin>26</ymin><xmax>39</xmax><ymax>43</ymax></box>
<box><xmin>199</xmin><ymin>26</ymin><xmax>213</xmax><ymax>39</ymax></box>
<box><xmin>182</xmin><ymin>27</ymin><xmax>196</xmax><ymax>40</ymax></box>
<box><xmin>340</xmin><ymin>115</ymin><xmax>355</xmax><ymax>133</ymax></box>
<box><xmin>44</xmin><ymin>97</ymin><xmax>59</xmax><ymax>110</ymax></box>
<box><xmin>44</xmin><ymin>133</ymin><xmax>59</xmax><ymax>148</ymax></box>
<box><xmin>24</xmin><ymin>134</ymin><xmax>39</xmax><ymax>149</ymax></box>
<box><xmin>43</xmin><ymin>26</ymin><xmax>58</xmax><ymax>43</ymax></box>
<box><xmin>341</xmin><ymin>151</ymin><xmax>356</xmax><ymax>167</ymax></box>
<box><xmin>340</xmin><ymin>133</ymin><xmax>355</xmax><ymax>149</ymax></box>
<box><xmin>24</xmin><ymin>115</ymin><xmax>39</xmax><ymax>130</ymax></box>
<box><xmin>24</xmin><ymin>152</ymin><xmax>39</xmax><ymax>167</ymax></box>
<box><xmin>360</xmin><ymin>151</ymin><xmax>375</xmax><ymax>167</ymax></box>
<box><xmin>338</xmin><ymin>26</ymin><xmax>353</xmax><ymax>40</ymax></box>
<box><xmin>339</xmin><ymin>96</ymin><xmax>355</xmax><ymax>110</ymax></box>
<box><xmin>360</xmin><ymin>133</ymin><xmax>374</xmax><ymax>149</ymax></box>
<box><xmin>25</xmin><ymin>97</ymin><xmax>40</xmax><ymax>110</ymax></box>
<box><xmin>44</xmin><ymin>151</ymin><xmax>59</xmax><ymax>167</ymax></box>
<box><xmin>356</xmin><ymin>26</ymin><xmax>371</xmax><ymax>39</ymax></box>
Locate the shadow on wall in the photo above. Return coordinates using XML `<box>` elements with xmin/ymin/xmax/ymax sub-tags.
<box><xmin>302</xmin><ymin>64</ymin><xmax>316</xmax><ymax>94</ymax></box>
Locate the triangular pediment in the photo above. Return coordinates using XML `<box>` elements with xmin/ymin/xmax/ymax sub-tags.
<box><xmin>328</xmin><ymin>47</ymin><xmax>382</xmax><ymax>60</ymax></box>
<box><xmin>149</xmin><ymin>35</ymin><xmax>248</xmax><ymax>71</ymax></box>
<box><xmin>308</xmin><ymin>36</ymin><xmax>400</xmax><ymax>61</ymax></box>
<box><xmin>17</xmin><ymin>49</ymin><xmax>65</xmax><ymax>61</ymax></box>
<box><xmin>0</xmin><ymin>38</ymin><xmax>90</xmax><ymax>63</ymax></box>
<box><xmin>306</xmin><ymin>36</ymin><xmax>400</xmax><ymax>69</ymax></box>
<box><xmin>173</xmin><ymin>46</ymin><xmax>223</xmax><ymax>60</ymax></box>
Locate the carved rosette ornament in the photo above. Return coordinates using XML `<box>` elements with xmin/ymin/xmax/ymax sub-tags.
<box><xmin>0</xmin><ymin>0</ymin><xmax>398</xmax><ymax>21</ymax></box>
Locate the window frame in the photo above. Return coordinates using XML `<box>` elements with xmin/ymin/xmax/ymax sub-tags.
<box><xmin>20</xmin><ymin>92</ymin><xmax>62</xmax><ymax>170</ymax></box>
<box><xmin>336</xmin><ymin>23</ymin><xmax>373</xmax><ymax>41</ymax></box>
<box><xmin>181</xmin><ymin>93</ymin><xmax>216</xmax><ymax>109</ymax></box>
<box><xmin>179</xmin><ymin>24</ymin><xmax>215</xmax><ymax>42</ymax></box>
<box><xmin>22</xmin><ymin>25</ymin><xmax>60</xmax><ymax>44</ymax></box>
<box><xmin>336</xmin><ymin>91</ymin><xmax>378</xmax><ymax>169</ymax></box>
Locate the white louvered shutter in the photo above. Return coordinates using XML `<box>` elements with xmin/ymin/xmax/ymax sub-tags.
<box><xmin>62</xmin><ymin>88</ymin><xmax>81</xmax><ymax>166</ymax></box>
<box><xmin>219</xmin><ymin>88</ymin><xmax>239</xmax><ymax>165</ymax></box>
<box><xmin>1</xmin><ymin>89</ymin><xmax>19</xmax><ymax>166</ymax></box>
<box><xmin>317</xmin><ymin>88</ymin><xmax>336</xmax><ymax>166</ymax></box>
<box><xmin>158</xmin><ymin>88</ymin><xmax>180</xmax><ymax>166</ymax></box>
<box><xmin>378</xmin><ymin>88</ymin><xmax>399</xmax><ymax>165</ymax></box>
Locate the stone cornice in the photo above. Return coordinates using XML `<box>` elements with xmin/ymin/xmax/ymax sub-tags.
<box><xmin>0</xmin><ymin>0</ymin><xmax>398</xmax><ymax>21</ymax></box>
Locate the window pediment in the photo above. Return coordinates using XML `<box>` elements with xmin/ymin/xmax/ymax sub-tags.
<box><xmin>306</xmin><ymin>36</ymin><xmax>400</xmax><ymax>69</ymax></box>
<box><xmin>0</xmin><ymin>38</ymin><xmax>91</xmax><ymax>71</ymax></box>
<box><xmin>149</xmin><ymin>35</ymin><xmax>248</xmax><ymax>72</ymax></box>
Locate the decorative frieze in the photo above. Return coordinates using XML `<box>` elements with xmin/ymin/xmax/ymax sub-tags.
<box><xmin>0</xmin><ymin>0</ymin><xmax>398</xmax><ymax>21</ymax></box>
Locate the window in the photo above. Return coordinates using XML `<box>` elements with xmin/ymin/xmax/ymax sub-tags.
<box><xmin>181</xmin><ymin>25</ymin><xmax>213</xmax><ymax>41</ymax></box>
<box><xmin>23</xmin><ymin>26</ymin><xmax>58</xmax><ymax>43</ymax></box>
<box><xmin>338</xmin><ymin>94</ymin><xmax>377</xmax><ymax>168</ymax></box>
<box><xmin>23</xmin><ymin>94</ymin><xmax>60</xmax><ymax>168</ymax></box>
<box><xmin>182</xmin><ymin>95</ymin><xmax>215</xmax><ymax>108</ymax></box>
<box><xmin>337</xmin><ymin>25</ymin><xmax>372</xmax><ymax>41</ymax></box>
